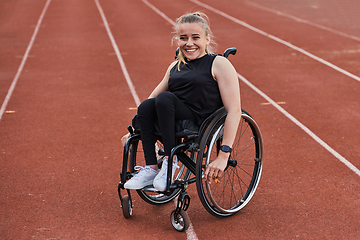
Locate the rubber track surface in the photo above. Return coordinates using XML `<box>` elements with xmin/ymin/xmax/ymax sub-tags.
<box><xmin>1</xmin><ymin>0</ymin><xmax>359</xmax><ymax>239</ymax></box>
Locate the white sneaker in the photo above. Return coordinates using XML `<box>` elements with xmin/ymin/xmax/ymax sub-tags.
<box><xmin>124</xmin><ymin>166</ymin><xmax>158</xmax><ymax>189</ymax></box>
<box><xmin>153</xmin><ymin>157</ymin><xmax>179</xmax><ymax>191</ymax></box>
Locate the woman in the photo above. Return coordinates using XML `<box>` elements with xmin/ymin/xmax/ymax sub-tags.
<box><xmin>123</xmin><ymin>12</ymin><xmax>241</xmax><ymax>191</ymax></box>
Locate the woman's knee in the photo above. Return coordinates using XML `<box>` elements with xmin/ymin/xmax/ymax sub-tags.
<box><xmin>137</xmin><ymin>98</ymin><xmax>156</xmax><ymax>117</ymax></box>
<box><xmin>155</xmin><ymin>92</ymin><xmax>176</xmax><ymax>109</ymax></box>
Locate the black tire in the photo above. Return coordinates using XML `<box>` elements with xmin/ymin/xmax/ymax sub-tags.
<box><xmin>170</xmin><ymin>209</ymin><xmax>190</xmax><ymax>232</ymax></box>
<box><xmin>127</xmin><ymin>139</ymin><xmax>192</xmax><ymax>205</ymax></box>
<box><xmin>122</xmin><ymin>195</ymin><xmax>132</xmax><ymax>218</ymax></box>
<box><xmin>196</xmin><ymin>110</ymin><xmax>263</xmax><ymax>217</ymax></box>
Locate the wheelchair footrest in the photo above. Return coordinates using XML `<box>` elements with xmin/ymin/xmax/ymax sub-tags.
<box><xmin>170</xmin><ymin>179</ymin><xmax>189</xmax><ymax>190</ymax></box>
<box><xmin>141</xmin><ymin>185</ymin><xmax>158</xmax><ymax>192</ymax></box>
<box><xmin>119</xmin><ymin>172</ymin><xmax>137</xmax><ymax>189</ymax></box>
<box><xmin>142</xmin><ymin>185</ymin><xmax>176</xmax><ymax>196</ymax></box>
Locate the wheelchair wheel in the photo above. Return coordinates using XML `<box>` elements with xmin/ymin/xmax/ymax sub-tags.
<box><xmin>170</xmin><ymin>209</ymin><xmax>190</xmax><ymax>232</ymax></box>
<box><xmin>196</xmin><ymin>110</ymin><xmax>263</xmax><ymax>217</ymax></box>
<box><xmin>128</xmin><ymin>138</ymin><xmax>192</xmax><ymax>205</ymax></box>
<box><xmin>121</xmin><ymin>195</ymin><xmax>132</xmax><ymax>218</ymax></box>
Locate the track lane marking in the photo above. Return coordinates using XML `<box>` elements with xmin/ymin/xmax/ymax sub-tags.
<box><xmin>191</xmin><ymin>0</ymin><xmax>360</xmax><ymax>177</ymax></box>
<box><xmin>143</xmin><ymin>0</ymin><xmax>360</xmax><ymax>177</ymax></box>
<box><xmin>238</xmin><ymin>73</ymin><xmax>360</xmax><ymax>177</ymax></box>
<box><xmin>0</xmin><ymin>0</ymin><xmax>52</xmax><ymax>122</ymax></box>
<box><xmin>94</xmin><ymin>0</ymin><xmax>141</xmax><ymax>107</ymax></box>
<box><xmin>245</xmin><ymin>0</ymin><xmax>360</xmax><ymax>42</ymax></box>
<box><xmin>96</xmin><ymin>0</ymin><xmax>199</xmax><ymax>237</ymax></box>
<box><xmin>142</xmin><ymin>0</ymin><xmax>176</xmax><ymax>25</ymax></box>
<box><xmin>190</xmin><ymin>0</ymin><xmax>360</xmax><ymax>83</ymax></box>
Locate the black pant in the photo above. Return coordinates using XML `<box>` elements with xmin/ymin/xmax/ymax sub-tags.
<box><xmin>137</xmin><ymin>92</ymin><xmax>197</xmax><ymax>165</ymax></box>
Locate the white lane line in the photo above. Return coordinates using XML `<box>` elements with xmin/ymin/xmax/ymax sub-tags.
<box><xmin>142</xmin><ymin>0</ymin><xmax>175</xmax><ymax>25</ymax></box>
<box><xmin>142</xmin><ymin>1</ymin><xmax>199</xmax><ymax>239</ymax></box>
<box><xmin>142</xmin><ymin>0</ymin><xmax>360</xmax><ymax>177</ymax></box>
<box><xmin>238</xmin><ymin>73</ymin><xmax>360</xmax><ymax>177</ymax></box>
<box><xmin>186</xmin><ymin>223</ymin><xmax>198</xmax><ymax>240</ymax></box>
<box><xmin>173</xmin><ymin>199</ymin><xmax>198</xmax><ymax>240</ymax></box>
<box><xmin>94</xmin><ymin>0</ymin><xmax>141</xmax><ymax>107</ymax></box>
<box><xmin>190</xmin><ymin>0</ymin><xmax>360</xmax><ymax>83</ymax></box>
<box><xmin>97</xmin><ymin>0</ymin><xmax>198</xmax><ymax>237</ymax></box>
<box><xmin>245</xmin><ymin>0</ymin><xmax>360</xmax><ymax>42</ymax></box>
<box><xmin>0</xmin><ymin>0</ymin><xmax>52</xmax><ymax>122</ymax></box>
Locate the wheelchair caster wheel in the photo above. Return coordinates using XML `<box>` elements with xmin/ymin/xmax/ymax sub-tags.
<box><xmin>122</xmin><ymin>195</ymin><xmax>132</xmax><ymax>218</ymax></box>
<box><xmin>170</xmin><ymin>209</ymin><xmax>190</xmax><ymax>232</ymax></box>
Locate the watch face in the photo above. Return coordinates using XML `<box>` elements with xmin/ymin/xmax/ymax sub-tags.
<box><xmin>221</xmin><ymin>145</ymin><xmax>232</xmax><ymax>152</ymax></box>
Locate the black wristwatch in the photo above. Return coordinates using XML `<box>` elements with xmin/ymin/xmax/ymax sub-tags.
<box><xmin>220</xmin><ymin>145</ymin><xmax>232</xmax><ymax>153</ymax></box>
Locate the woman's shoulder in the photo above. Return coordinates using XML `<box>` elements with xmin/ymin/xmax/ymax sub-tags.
<box><xmin>213</xmin><ymin>54</ymin><xmax>232</xmax><ymax>67</ymax></box>
<box><xmin>169</xmin><ymin>60</ymin><xmax>178</xmax><ymax>68</ymax></box>
<box><xmin>212</xmin><ymin>55</ymin><xmax>237</xmax><ymax>79</ymax></box>
<box><xmin>167</xmin><ymin>60</ymin><xmax>179</xmax><ymax>72</ymax></box>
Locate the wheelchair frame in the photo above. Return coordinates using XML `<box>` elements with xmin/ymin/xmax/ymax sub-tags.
<box><xmin>117</xmin><ymin>48</ymin><xmax>264</xmax><ymax>232</ymax></box>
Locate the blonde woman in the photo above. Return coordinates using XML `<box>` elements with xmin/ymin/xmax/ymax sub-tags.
<box><xmin>123</xmin><ymin>12</ymin><xmax>241</xmax><ymax>191</ymax></box>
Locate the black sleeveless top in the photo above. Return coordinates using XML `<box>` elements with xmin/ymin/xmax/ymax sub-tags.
<box><xmin>168</xmin><ymin>54</ymin><xmax>223</xmax><ymax>125</ymax></box>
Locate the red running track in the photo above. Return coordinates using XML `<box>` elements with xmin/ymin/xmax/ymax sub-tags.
<box><xmin>1</xmin><ymin>0</ymin><xmax>359</xmax><ymax>239</ymax></box>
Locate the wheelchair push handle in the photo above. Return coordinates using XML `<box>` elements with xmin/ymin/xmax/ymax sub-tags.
<box><xmin>223</xmin><ymin>48</ymin><xmax>237</xmax><ymax>58</ymax></box>
<box><xmin>127</xmin><ymin>125</ymin><xmax>134</xmax><ymax>135</ymax></box>
<box><xmin>175</xmin><ymin>47</ymin><xmax>237</xmax><ymax>59</ymax></box>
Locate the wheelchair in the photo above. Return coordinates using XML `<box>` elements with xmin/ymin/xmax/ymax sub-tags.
<box><xmin>117</xmin><ymin>48</ymin><xmax>264</xmax><ymax>232</ymax></box>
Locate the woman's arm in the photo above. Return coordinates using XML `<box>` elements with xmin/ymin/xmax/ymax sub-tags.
<box><xmin>148</xmin><ymin>61</ymin><xmax>177</xmax><ymax>99</ymax></box>
<box><xmin>121</xmin><ymin>61</ymin><xmax>178</xmax><ymax>146</ymax></box>
<box><xmin>205</xmin><ymin>56</ymin><xmax>241</xmax><ymax>182</ymax></box>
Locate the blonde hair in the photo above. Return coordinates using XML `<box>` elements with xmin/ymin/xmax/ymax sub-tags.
<box><xmin>173</xmin><ymin>12</ymin><xmax>216</xmax><ymax>70</ymax></box>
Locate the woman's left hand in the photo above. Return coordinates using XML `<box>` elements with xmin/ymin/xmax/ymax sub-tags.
<box><xmin>204</xmin><ymin>152</ymin><xmax>230</xmax><ymax>183</ymax></box>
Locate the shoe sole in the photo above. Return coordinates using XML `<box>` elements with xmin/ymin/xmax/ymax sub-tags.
<box><xmin>124</xmin><ymin>180</ymin><xmax>154</xmax><ymax>190</ymax></box>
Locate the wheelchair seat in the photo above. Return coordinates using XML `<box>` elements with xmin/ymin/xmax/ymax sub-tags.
<box><xmin>132</xmin><ymin>115</ymin><xmax>199</xmax><ymax>140</ymax></box>
<box><xmin>131</xmin><ymin>106</ymin><xmax>227</xmax><ymax>141</ymax></box>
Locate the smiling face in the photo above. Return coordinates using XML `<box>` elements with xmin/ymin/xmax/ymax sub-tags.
<box><xmin>177</xmin><ymin>22</ymin><xmax>210</xmax><ymax>61</ymax></box>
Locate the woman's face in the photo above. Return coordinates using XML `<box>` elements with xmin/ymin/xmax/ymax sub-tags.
<box><xmin>177</xmin><ymin>22</ymin><xmax>210</xmax><ymax>61</ymax></box>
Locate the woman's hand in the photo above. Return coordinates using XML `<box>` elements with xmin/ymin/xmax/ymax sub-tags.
<box><xmin>204</xmin><ymin>151</ymin><xmax>230</xmax><ymax>183</ymax></box>
<box><xmin>121</xmin><ymin>133</ymin><xmax>130</xmax><ymax>147</ymax></box>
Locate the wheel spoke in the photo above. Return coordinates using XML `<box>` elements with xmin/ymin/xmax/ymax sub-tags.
<box><xmin>196</xmin><ymin>110</ymin><xmax>263</xmax><ymax>216</ymax></box>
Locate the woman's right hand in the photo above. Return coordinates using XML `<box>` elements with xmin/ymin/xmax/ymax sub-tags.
<box><xmin>121</xmin><ymin>133</ymin><xmax>130</xmax><ymax>147</ymax></box>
